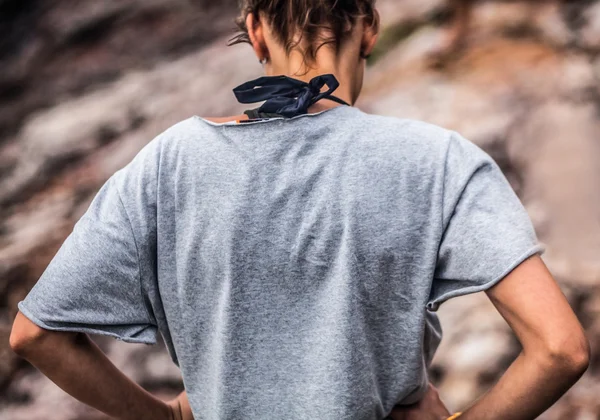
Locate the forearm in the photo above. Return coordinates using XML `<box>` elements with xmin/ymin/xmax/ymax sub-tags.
<box><xmin>459</xmin><ymin>349</ymin><xmax>588</xmax><ymax>420</ymax></box>
<box><xmin>16</xmin><ymin>332</ymin><xmax>171</xmax><ymax>420</ymax></box>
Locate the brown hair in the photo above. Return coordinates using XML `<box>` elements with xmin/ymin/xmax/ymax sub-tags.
<box><xmin>228</xmin><ymin>0</ymin><xmax>378</xmax><ymax>65</ymax></box>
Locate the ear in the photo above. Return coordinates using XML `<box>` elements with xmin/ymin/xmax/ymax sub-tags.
<box><xmin>246</xmin><ymin>12</ymin><xmax>269</xmax><ymax>62</ymax></box>
<box><xmin>361</xmin><ymin>9</ymin><xmax>380</xmax><ymax>58</ymax></box>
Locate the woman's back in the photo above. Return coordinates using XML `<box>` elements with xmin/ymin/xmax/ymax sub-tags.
<box><xmin>119</xmin><ymin>105</ymin><xmax>540</xmax><ymax>418</ymax></box>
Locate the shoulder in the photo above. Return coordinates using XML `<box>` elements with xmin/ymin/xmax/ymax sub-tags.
<box><xmin>352</xmin><ymin>109</ymin><xmax>449</xmax><ymax>143</ymax></box>
<box><xmin>359</xmin><ymin>111</ymin><xmax>494</xmax><ymax>168</ymax></box>
<box><xmin>156</xmin><ymin>116</ymin><xmax>211</xmax><ymax>143</ymax></box>
<box><xmin>111</xmin><ymin>117</ymin><xmax>204</xmax><ymax>190</ymax></box>
<box><xmin>133</xmin><ymin>116</ymin><xmax>221</xmax><ymax>161</ymax></box>
<box><xmin>345</xmin><ymin>109</ymin><xmax>455</xmax><ymax>158</ymax></box>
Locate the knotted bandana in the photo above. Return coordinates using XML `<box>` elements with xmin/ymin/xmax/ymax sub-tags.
<box><xmin>232</xmin><ymin>73</ymin><xmax>350</xmax><ymax>118</ymax></box>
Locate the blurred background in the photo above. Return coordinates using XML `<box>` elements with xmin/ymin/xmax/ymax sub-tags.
<box><xmin>1</xmin><ymin>0</ymin><xmax>599</xmax><ymax>418</ymax></box>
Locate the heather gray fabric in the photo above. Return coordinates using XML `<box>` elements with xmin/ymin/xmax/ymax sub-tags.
<box><xmin>18</xmin><ymin>105</ymin><xmax>544</xmax><ymax>419</ymax></box>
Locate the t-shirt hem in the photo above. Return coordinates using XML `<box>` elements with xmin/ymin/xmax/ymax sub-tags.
<box><xmin>17</xmin><ymin>300</ymin><xmax>157</xmax><ymax>345</ymax></box>
<box><xmin>426</xmin><ymin>243</ymin><xmax>546</xmax><ymax>311</ymax></box>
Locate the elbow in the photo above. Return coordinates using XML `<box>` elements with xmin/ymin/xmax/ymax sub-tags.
<box><xmin>10</xmin><ymin>328</ymin><xmax>42</xmax><ymax>358</ymax></box>
<box><xmin>9</xmin><ymin>311</ymin><xmax>53</xmax><ymax>357</ymax></box>
<box><xmin>543</xmin><ymin>333</ymin><xmax>591</xmax><ymax>376</ymax></box>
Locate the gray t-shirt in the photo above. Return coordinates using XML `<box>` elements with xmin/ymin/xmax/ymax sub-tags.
<box><xmin>18</xmin><ymin>105</ymin><xmax>544</xmax><ymax>419</ymax></box>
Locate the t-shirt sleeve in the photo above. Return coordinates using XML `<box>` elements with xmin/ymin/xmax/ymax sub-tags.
<box><xmin>426</xmin><ymin>131</ymin><xmax>545</xmax><ymax>312</ymax></box>
<box><xmin>17</xmin><ymin>147</ymin><xmax>159</xmax><ymax>344</ymax></box>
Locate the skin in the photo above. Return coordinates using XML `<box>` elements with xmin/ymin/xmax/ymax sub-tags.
<box><xmin>456</xmin><ymin>255</ymin><xmax>590</xmax><ymax>419</ymax></box>
<box><xmin>9</xmin><ymin>316</ymin><xmax>188</xmax><ymax>420</ymax></box>
<box><xmin>10</xmin><ymin>6</ymin><xmax>591</xmax><ymax>420</ymax></box>
<box><xmin>387</xmin><ymin>382</ymin><xmax>452</xmax><ymax>420</ymax></box>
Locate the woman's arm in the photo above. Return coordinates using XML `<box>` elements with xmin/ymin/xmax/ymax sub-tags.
<box><xmin>166</xmin><ymin>390</ymin><xmax>194</xmax><ymax>420</ymax></box>
<box><xmin>387</xmin><ymin>382</ymin><xmax>451</xmax><ymax>420</ymax></box>
<box><xmin>458</xmin><ymin>255</ymin><xmax>590</xmax><ymax>419</ymax></box>
<box><xmin>9</xmin><ymin>311</ymin><xmax>173</xmax><ymax>420</ymax></box>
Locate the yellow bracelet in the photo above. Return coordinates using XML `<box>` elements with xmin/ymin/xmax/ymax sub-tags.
<box><xmin>447</xmin><ymin>413</ymin><xmax>463</xmax><ymax>420</ymax></box>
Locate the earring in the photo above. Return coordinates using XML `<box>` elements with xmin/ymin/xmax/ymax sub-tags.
<box><xmin>360</xmin><ymin>51</ymin><xmax>371</xmax><ymax>60</ymax></box>
<box><xmin>259</xmin><ymin>57</ymin><xmax>268</xmax><ymax>65</ymax></box>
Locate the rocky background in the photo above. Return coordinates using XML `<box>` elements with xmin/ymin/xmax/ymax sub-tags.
<box><xmin>1</xmin><ymin>0</ymin><xmax>599</xmax><ymax>418</ymax></box>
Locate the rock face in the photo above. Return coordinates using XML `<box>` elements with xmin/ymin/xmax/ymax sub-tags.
<box><xmin>1</xmin><ymin>0</ymin><xmax>599</xmax><ymax>418</ymax></box>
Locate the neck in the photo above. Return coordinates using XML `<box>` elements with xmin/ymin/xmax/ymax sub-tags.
<box><xmin>266</xmin><ymin>49</ymin><xmax>358</xmax><ymax>113</ymax></box>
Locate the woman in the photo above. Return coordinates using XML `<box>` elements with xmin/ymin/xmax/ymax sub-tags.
<box><xmin>10</xmin><ymin>1</ymin><xmax>590</xmax><ymax>419</ymax></box>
